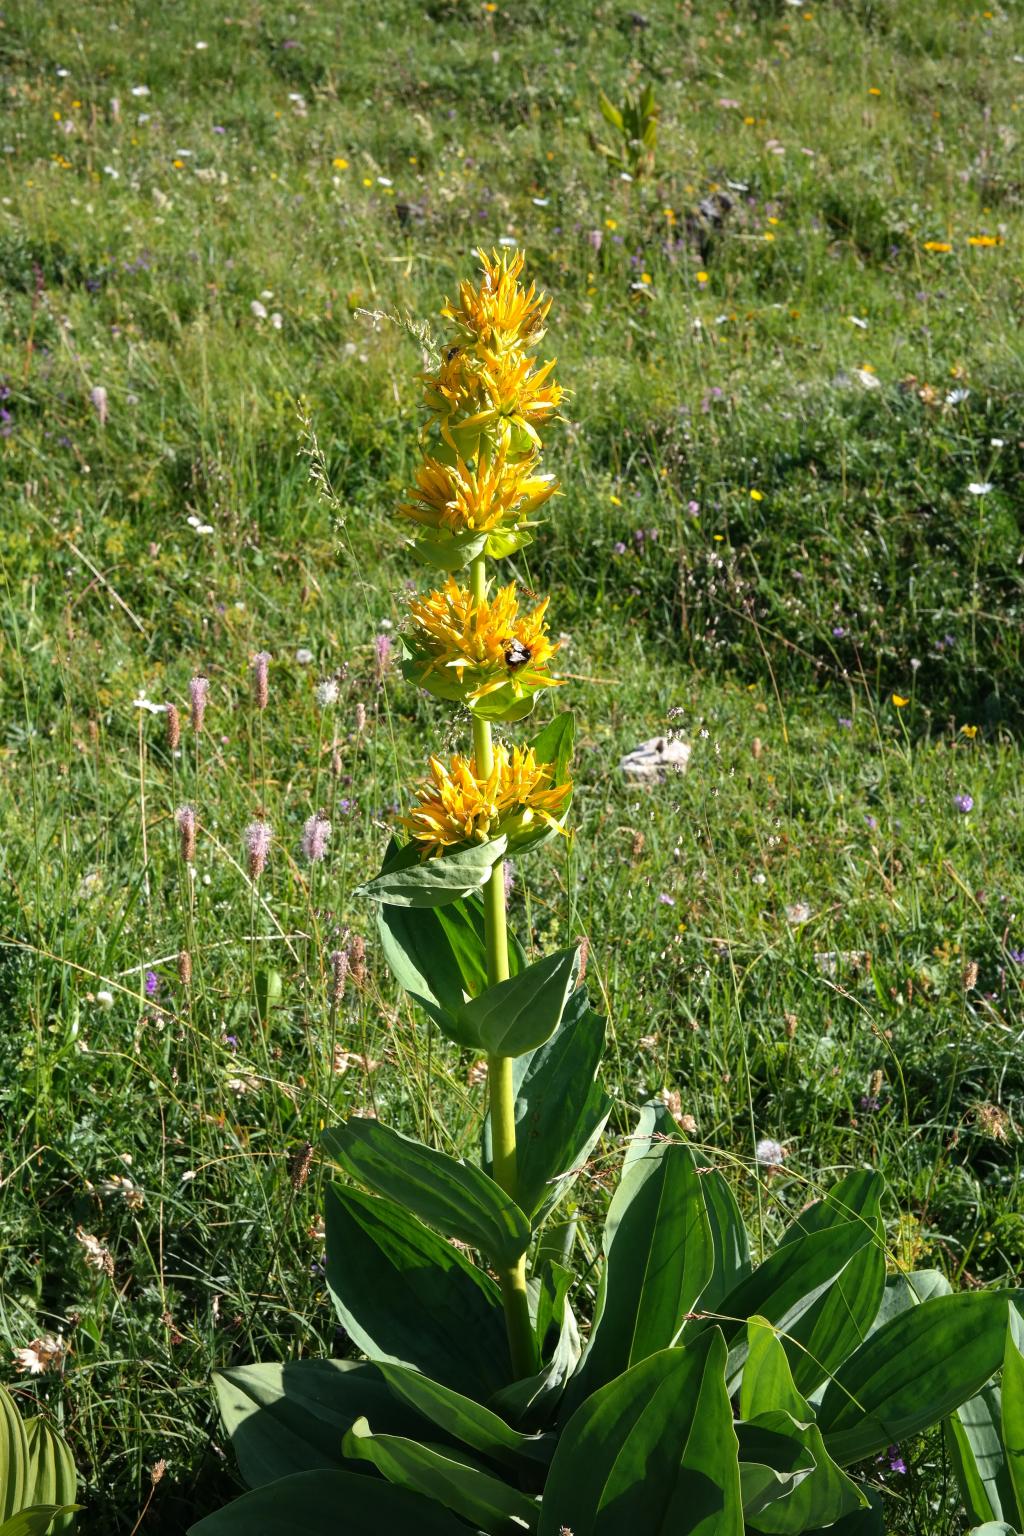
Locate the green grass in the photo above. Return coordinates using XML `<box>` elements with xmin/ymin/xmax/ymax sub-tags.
<box><xmin>0</xmin><ymin>0</ymin><xmax>1022</xmax><ymax>1529</ymax></box>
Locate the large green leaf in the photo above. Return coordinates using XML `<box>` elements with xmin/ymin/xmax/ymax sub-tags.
<box><xmin>540</xmin><ymin>1333</ymin><xmax>741</xmax><ymax>1536</ymax></box>
<box><xmin>325</xmin><ymin>1182</ymin><xmax>510</xmax><ymax>1401</ymax></box>
<box><xmin>696</xmin><ymin>1159</ymin><xmax>752</xmax><ymax>1314</ymax></box>
<box><xmin>739</xmin><ymin>1319</ymin><xmax>867</xmax><ymax>1533</ymax></box>
<box><xmin>699</xmin><ymin>1219</ymin><xmax>875</xmax><ymax>1393</ymax></box>
<box><xmin>378</xmin><ymin>1363</ymin><xmax>548</xmax><ymax>1473</ymax></box>
<box><xmin>737</xmin><ymin>1421</ymin><xmax>815</xmax><ymax>1518</ymax></box>
<box><xmin>458</xmin><ymin>947</ymin><xmax>580</xmax><ymax>1058</ymax></box>
<box><xmin>376</xmin><ymin>894</ymin><xmax>526</xmax><ymax>1044</ymax></box>
<box><xmin>563</xmin><ymin>1140</ymin><xmax>714</xmax><ymax>1415</ymax></box>
<box><xmin>947</xmin><ymin>1384</ymin><xmax>1015</xmax><ymax>1528</ymax></box>
<box><xmin>865</xmin><ymin>1268</ymin><xmax>951</xmax><ymax>1338</ymax></box>
<box><xmin>0</xmin><ymin>1385</ymin><xmax>29</xmax><ymax>1523</ymax></box>
<box><xmin>773</xmin><ymin>1171</ymin><xmax>887</xmax><ymax>1396</ymax></box>
<box><xmin>23</xmin><ymin>1420</ymin><xmax>75</xmax><ymax>1532</ymax></box>
<box><xmin>213</xmin><ymin>1359</ymin><xmax>426</xmax><ymax>1488</ymax></box>
<box><xmin>357</xmin><ymin>836</ymin><xmax>508</xmax><ymax>907</ymax></box>
<box><xmin>819</xmin><ymin>1291</ymin><xmax>1020</xmax><ymax>1465</ymax></box>
<box><xmin>489</xmin><ymin>988</ymin><xmax>611</xmax><ymax>1226</ymax></box>
<box><xmin>1002</xmin><ymin>1312</ymin><xmax>1024</xmax><ymax>1527</ymax></box>
<box><xmin>343</xmin><ymin>1418</ymin><xmax>539</xmax><ymax>1534</ymax></box>
<box><xmin>800</xmin><ymin>1489</ymin><xmax>885</xmax><ymax>1535</ymax></box>
<box><xmin>322</xmin><ymin>1118</ymin><xmax>531</xmax><ymax>1268</ymax></box>
<box><xmin>0</xmin><ymin>1511</ymin><xmax>79</xmax><ymax>1536</ymax></box>
<box><xmin>187</xmin><ymin>1469</ymin><xmax>474</xmax><ymax>1535</ymax></box>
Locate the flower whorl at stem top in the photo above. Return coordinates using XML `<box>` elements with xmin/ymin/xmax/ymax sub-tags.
<box><xmin>403</xmin><ymin>576</ymin><xmax>561</xmax><ymax>723</ymax></box>
<box><xmin>401</xmin><ymin>745</ymin><xmax>571</xmax><ymax>858</ymax></box>
<box><xmin>398</xmin><ymin>248</ymin><xmax>563</xmax><ymax>570</ymax></box>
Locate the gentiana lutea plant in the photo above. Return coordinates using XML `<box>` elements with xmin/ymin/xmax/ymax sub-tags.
<box><xmin>193</xmin><ymin>253</ymin><xmax>1024</xmax><ymax>1536</ymax></box>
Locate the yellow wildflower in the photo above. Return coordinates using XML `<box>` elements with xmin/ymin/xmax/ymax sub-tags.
<box><xmin>402</xmin><ymin>744</ymin><xmax>571</xmax><ymax>856</ymax></box>
<box><xmin>967</xmin><ymin>234</ymin><xmax>1001</xmax><ymax>247</ymax></box>
<box><xmin>892</xmin><ymin>693</ymin><xmax>909</xmax><ymax>708</ymax></box>
<box><xmin>923</xmin><ymin>240</ymin><xmax>951</xmax><ymax>253</ymax></box>
<box><xmin>399</xmin><ymin>447</ymin><xmax>557</xmax><ymax>563</ymax></box>
<box><xmin>422</xmin><ymin>343</ymin><xmax>563</xmax><ymax>457</ymax></box>
<box><xmin>960</xmin><ymin>724</ymin><xmax>978</xmax><ymax>738</ymax></box>
<box><xmin>441</xmin><ymin>248</ymin><xmax>552</xmax><ymax>352</ymax></box>
<box><xmin>404</xmin><ymin>578</ymin><xmax>560</xmax><ymax>721</ymax></box>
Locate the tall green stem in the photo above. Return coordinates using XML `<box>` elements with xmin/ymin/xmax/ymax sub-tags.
<box><xmin>469</xmin><ymin>555</ymin><xmax>535</xmax><ymax>1380</ymax></box>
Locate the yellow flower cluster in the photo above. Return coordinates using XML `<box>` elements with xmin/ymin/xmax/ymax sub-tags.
<box><xmin>404</xmin><ymin>577</ymin><xmax>560</xmax><ymax>722</ymax></box>
<box><xmin>401</xmin><ymin>744</ymin><xmax>571</xmax><ymax>856</ymax></box>
<box><xmin>398</xmin><ymin>248</ymin><xmax>563</xmax><ymax>566</ymax></box>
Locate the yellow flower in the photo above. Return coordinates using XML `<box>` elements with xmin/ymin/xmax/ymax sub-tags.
<box><xmin>967</xmin><ymin>234</ymin><xmax>1001</xmax><ymax>247</ymax></box>
<box><xmin>923</xmin><ymin>240</ymin><xmax>951</xmax><ymax>252</ymax></box>
<box><xmin>892</xmin><ymin>693</ymin><xmax>909</xmax><ymax>708</ymax></box>
<box><xmin>422</xmin><ymin>346</ymin><xmax>563</xmax><ymax>457</ymax></box>
<box><xmin>960</xmin><ymin>724</ymin><xmax>978</xmax><ymax>738</ymax></box>
<box><xmin>696</xmin><ymin>270</ymin><xmax>709</xmax><ymax>283</ymax></box>
<box><xmin>332</xmin><ymin>156</ymin><xmax>349</xmax><ymax>169</ymax></box>
<box><xmin>400</xmin><ymin>447</ymin><xmax>557</xmax><ymax>547</ymax></box>
<box><xmin>750</xmin><ymin>488</ymin><xmax>764</xmax><ymax>501</ymax></box>
<box><xmin>402</xmin><ymin>744</ymin><xmax>572</xmax><ymax>855</ymax></box>
<box><xmin>441</xmin><ymin>248</ymin><xmax>552</xmax><ymax>352</ymax></box>
<box><xmin>404</xmin><ymin>578</ymin><xmax>560</xmax><ymax>720</ymax></box>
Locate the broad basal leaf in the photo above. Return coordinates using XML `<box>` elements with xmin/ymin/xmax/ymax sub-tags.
<box><xmin>213</xmin><ymin>1359</ymin><xmax>425</xmax><ymax>1489</ymax></box>
<box><xmin>325</xmin><ymin>1182</ymin><xmax>510</xmax><ymax>1401</ymax></box>
<box><xmin>343</xmin><ymin>1418</ymin><xmax>539</xmax><ymax>1535</ymax></box>
<box><xmin>187</xmin><ymin>1469</ymin><xmax>473</xmax><ymax>1535</ymax></box>
<box><xmin>541</xmin><ymin>1333</ymin><xmax>741</xmax><ymax>1536</ymax></box>
<box><xmin>819</xmin><ymin>1291</ymin><xmax>1021</xmax><ymax>1466</ymax></box>
<box><xmin>562</xmin><ymin>1139</ymin><xmax>713</xmax><ymax>1416</ymax></box>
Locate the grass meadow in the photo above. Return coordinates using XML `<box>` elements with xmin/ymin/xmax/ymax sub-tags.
<box><xmin>1</xmin><ymin>0</ymin><xmax>1022</xmax><ymax>1529</ymax></box>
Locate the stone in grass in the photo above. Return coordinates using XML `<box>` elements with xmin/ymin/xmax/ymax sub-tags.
<box><xmin>620</xmin><ymin>735</ymin><xmax>691</xmax><ymax>783</ymax></box>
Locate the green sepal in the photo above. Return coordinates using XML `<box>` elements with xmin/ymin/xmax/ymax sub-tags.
<box><xmin>357</xmin><ymin>834</ymin><xmax>508</xmax><ymax>907</ymax></box>
<box><xmin>324</xmin><ymin>1182</ymin><xmax>511</xmax><ymax>1401</ymax></box>
<box><xmin>322</xmin><ymin>1117</ymin><xmax>531</xmax><ymax>1268</ymax></box>
<box><xmin>342</xmin><ymin>1418</ymin><xmax>539</xmax><ymax>1534</ymax></box>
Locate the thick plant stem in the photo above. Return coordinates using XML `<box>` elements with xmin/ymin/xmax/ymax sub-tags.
<box><xmin>469</xmin><ymin>555</ymin><xmax>535</xmax><ymax>1380</ymax></box>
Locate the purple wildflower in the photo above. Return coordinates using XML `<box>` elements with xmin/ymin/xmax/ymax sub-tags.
<box><xmin>246</xmin><ymin>819</ymin><xmax>272</xmax><ymax>878</ymax></box>
<box><xmin>832</xmin><ymin>625</ymin><xmax>846</xmax><ymax>638</ymax></box>
<box><xmin>954</xmin><ymin>794</ymin><xmax>974</xmax><ymax>814</ymax></box>
<box><xmin>374</xmin><ymin>633</ymin><xmax>392</xmax><ymax>682</ymax></box>
<box><xmin>864</xmin><ymin>814</ymin><xmax>878</xmax><ymax>831</ymax></box>
<box><xmin>189</xmin><ymin>674</ymin><xmax>209</xmax><ymax>733</ymax></box>
<box><xmin>144</xmin><ymin>970</ymin><xmax>159</xmax><ymax>997</ymax></box>
<box><xmin>1007</xmin><ymin>948</ymin><xmax>1024</xmax><ymax>965</ymax></box>
<box><xmin>301</xmin><ymin>812</ymin><xmax>332</xmax><ymax>865</ymax></box>
<box><xmin>838</xmin><ymin>717</ymin><xmax>853</xmax><ymax>729</ymax></box>
<box><xmin>613</xmin><ymin>541</ymin><xmax>627</xmax><ymax>555</ymax></box>
<box><xmin>687</xmin><ymin>499</ymin><xmax>700</xmax><ymax>516</ymax></box>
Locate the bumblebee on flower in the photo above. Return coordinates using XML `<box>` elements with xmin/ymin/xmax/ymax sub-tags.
<box><xmin>403</xmin><ymin>576</ymin><xmax>561</xmax><ymax>722</ymax></box>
